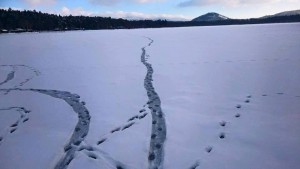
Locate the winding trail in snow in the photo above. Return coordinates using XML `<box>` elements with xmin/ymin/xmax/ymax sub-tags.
<box><xmin>0</xmin><ymin>65</ymin><xmax>125</xmax><ymax>168</ymax></box>
<box><xmin>0</xmin><ymin>88</ymin><xmax>91</xmax><ymax>169</ymax></box>
<box><xmin>141</xmin><ymin>37</ymin><xmax>167</xmax><ymax>169</ymax></box>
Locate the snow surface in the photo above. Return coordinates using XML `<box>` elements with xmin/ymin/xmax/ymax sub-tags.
<box><xmin>1</xmin><ymin>23</ymin><xmax>300</xmax><ymax>169</ymax></box>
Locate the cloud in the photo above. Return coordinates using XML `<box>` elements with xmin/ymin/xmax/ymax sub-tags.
<box><xmin>178</xmin><ymin>0</ymin><xmax>284</xmax><ymax>7</ymax></box>
<box><xmin>21</xmin><ymin>0</ymin><xmax>56</xmax><ymax>6</ymax></box>
<box><xmin>60</xmin><ymin>7</ymin><xmax>94</xmax><ymax>16</ymax></box>
<box><xmin>100</xmin><ymin>11</ymin><xmax>190</xmax><ymax>20</ymax></box>
<box><xmin>56</xmin><ymin>7</ymin><xmax>190</xmax><ymax>21</ymax></box>
<box><xmin>89</xmin><ymin>0</ymin><xmax>165</xmax><ymax>6</ymax></box>
<box><xmin>88</xmin><ymin>0</ymin><xmax>121</xmax><ymax>6</ymax></box>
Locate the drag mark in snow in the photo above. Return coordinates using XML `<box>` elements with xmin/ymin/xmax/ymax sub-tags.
<box><xmin>0</xmin><ymin>88</ymin><xmax>91</xmax><ymax>169</ymax></box>
<box><xmin>141</xmin><ymin>37</ymin><xmax>167</xmax><ymax>169</ymax></box>
<box><xmin>0</xmin><ymin>107</ymin><xmax>30</xmax><ymax>144</ymax></box>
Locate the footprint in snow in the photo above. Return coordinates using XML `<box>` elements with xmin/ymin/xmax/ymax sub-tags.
<box><xmin>219</xmin><ymin>121</ymin><xmax>226</xmax><ymax>127</ymax></box>
<box><xmin>205</xmin><ymin>146</ymin><xmax>213</xmax><ymax>153</ymax></box>
<box><xmin>97</xmin><ymin>138</ymin><xmax>107</xmax><ymax>145</ymax></box>
<box><xmin>219</xmin><ymin>132</ymin><xmax>226</xmax><ymax>139</ymax></box>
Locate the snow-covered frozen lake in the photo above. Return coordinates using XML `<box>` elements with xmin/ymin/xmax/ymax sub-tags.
<box><xmin>1</xmin><ymin>23</ymin><xmax>300</xmax><ymax>169</ymax></box>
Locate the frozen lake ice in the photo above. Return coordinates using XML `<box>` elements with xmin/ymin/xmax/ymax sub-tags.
<box><xmin>1</xmin><ymin>23</ymin><xmax>300</xmax><ymax>169</ymax></box>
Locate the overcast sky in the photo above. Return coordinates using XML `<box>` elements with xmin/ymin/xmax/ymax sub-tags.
<box><xmin>0</xmin><ymin>0</ymin><xmax>299</xmax><ymax>20</ymax></box>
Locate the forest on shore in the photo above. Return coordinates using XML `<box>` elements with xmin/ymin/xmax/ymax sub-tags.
<box><xmin>1</xmin><ymin>8</ymin><xmax>300</xmax><ymax>33</ymax></box>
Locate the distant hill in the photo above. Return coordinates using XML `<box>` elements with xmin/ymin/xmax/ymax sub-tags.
<box><xmin>192</xmin><ymin>12</ymin><xmax>229</xmax><ymax>22</ymax></box>
<box><xmin>262</xmin><ymin>9</ymin><xmax>300</xmax><ymax>18</ymax></box>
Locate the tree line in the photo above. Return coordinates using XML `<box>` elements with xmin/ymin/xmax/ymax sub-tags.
<box><xmin>1</xmin><ymin>8</ymin><xmax>300</xmax><ymax>33</ymax></box>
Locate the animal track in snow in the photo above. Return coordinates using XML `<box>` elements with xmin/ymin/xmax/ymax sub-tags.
<box><xmin>128</xmin><ymin>115</ymin><xmax>139</xmax><ymax>122</ymax></box>
<box><xmin>87</xmin><ymin>152</ymin><xmax>98</xmax><ymax>159</ymax></box>
<box><xmin>219</xmin><ymin>121</ymin><xmax>226</xmax><ymax>127</ymax></box>
<box><xmin>77</xmin><ymin>143</ymin><xmax>128</xmax><ymax>168</ymax></box>
<box><xmin>96</xmin><ymin>107</ymin><xmax>149</xmax><ymax>147</ymax></box>
<box><xmin>0</xmin><ymin>88</ymin><xmax>91</xmax><ymax>169</ymax></box>
<box><xmin>0</xmin><ymin>65</ymin><xmax>139</xmax><ymax>168</ymax></box>
<box><xmin>141</xmin><ymin>37</ymin><xmax>167</xmax><ymax>169</ymax></box>
<box><xmin>205</xmin><ymin>146</ymin><xmax>213</xmax><ymax>153</ymax></box>
<box><xmin>0</xmin><ymin>65</ymin><xmax>41</xmax><ymax>95</ymax></box>
<box><xmin>219</xmin><ymin>132</ymin><xmax>226</xmax><ymax>139</ymax></box>
<box><xmin>198</xmin><ymin>94</ymin><xmax>253</xmax><ymax>167</ymax></box>
<box><xmin>158</xmin><ymin>57</ymin><xmax>296</xmax><ymax>67</ymax></box>
<box><xmin>122</xmin><ymin>122</ymin><xmax>135</xmax><ymax>131</ymax></box>
<box><xmin>258</xmin><ymin>92</ymin><xmax>300</xmax><ymax>98</ymax></box>
<box><xmin>235</xmin><ymin>113</ymin><xmax>241</xmax><ymax>118</ymax></box>
<box><xmin>209</xmin><ymin>91</ymin><xmax>300</xmax><ymax>164</ymax></box>
<box><xmin>0</xmin><ymin>70</ymin><xmax>15</xmax><ymax>86</ymax></box>
<box><xmin>0</xmin><ymin>107</ymin><xmax>31</xmax><ymax>144</ymax></box>
<box><xmin>111</xmin><ymin>127</ymin><xmax>121</xmax><ymax>133</ymax></box>
<box><xmin>97</xmin><ymin>138</ymin><xmax>107</xmax><ymax>145</ymax></box>
<box><xmin>189</xmin><ymin>161</ymin><xmax>200</xmax><ymax>169</ymax></box>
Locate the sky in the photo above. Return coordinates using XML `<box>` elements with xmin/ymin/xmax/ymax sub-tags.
<box><xmin>0</xmin><ymin>0</ymin><xmax>300</xmax><ymax>20</ymax></box>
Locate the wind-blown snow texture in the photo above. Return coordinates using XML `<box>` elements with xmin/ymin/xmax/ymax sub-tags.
<box><xmin>1</xmin><ymin>23</ymin><xmax>300</xmax><ymax>169</ymax></box>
